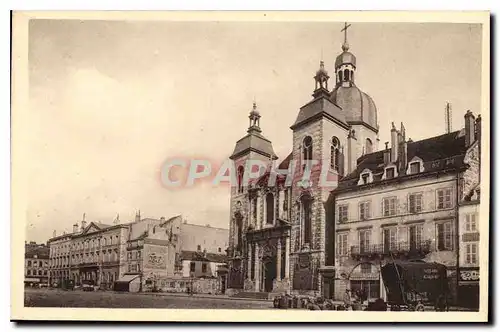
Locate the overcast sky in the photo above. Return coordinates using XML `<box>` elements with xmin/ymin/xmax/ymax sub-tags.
<box><xmin>26</xmin><ymin>20</ymin><xmax>482</xmax><ymax>243</ymax></box>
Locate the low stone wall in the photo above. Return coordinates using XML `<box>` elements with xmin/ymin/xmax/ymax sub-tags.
<box><xmin>149</xmin><ymin>277</ymin><xmax>221</xmax><ymax>294</ymax></box>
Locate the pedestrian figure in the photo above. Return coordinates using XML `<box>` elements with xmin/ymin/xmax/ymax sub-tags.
<box><xmin>343</xmin><ymin>289</ymin><xmax>351</xmax><ymax>310</ymax></box>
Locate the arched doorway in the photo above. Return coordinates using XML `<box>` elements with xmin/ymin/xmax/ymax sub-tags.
<box><xmin>260</xmin><ymin>242</ymin><xmax>277</xmax><ymax>293</ymax></box>
<box><xmin>262</xmin><ymin>255</ymin><xmax>277</xmax><ymax>292</ymax></box>
<box><xmin>346</xmin><ymin>261</ymin><xmax>382</xmax><ymax>301</ymax></box>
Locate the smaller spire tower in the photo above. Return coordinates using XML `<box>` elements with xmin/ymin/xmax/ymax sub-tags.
<box><xmin>313</xmin><ymin>60</ymin><xmax>330</xmax><ymax>98</ymax></box>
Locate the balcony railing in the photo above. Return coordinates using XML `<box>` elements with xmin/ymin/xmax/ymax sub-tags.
<box><xmin>350</xmin><ymin>240</ymin><xmax>432</xmax><ymax>259</ymax></box>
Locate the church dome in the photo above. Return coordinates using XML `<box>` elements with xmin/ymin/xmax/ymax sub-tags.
<box><xmin>335</xmin><ymin>51</ymin><xmax>357</xmax><ymax>69</ymax></box>
<box><xmin>330</xmin><ymin>85</ymin><xmax>378</xmax><ymax>130</ymax></box>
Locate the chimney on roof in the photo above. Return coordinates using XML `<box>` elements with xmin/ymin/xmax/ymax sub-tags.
<box><xmin>475</xmin><ymin>115</ymin><xmax>481</xmax><ymax>143</ymax></box>
<box><xmin>135</xmin><ymin>210</ymin><xmax>141</xmax><ymax>222</ymax></box>
<box><xmin>81</xmin><ymin>213</ymin><xmax>87</xmax><ymax>231</ymax></box>
<box><xmin>52</xmin><ymin>230</ymin><xmax>56</xmax><ymax>238</ymax></box>
<box><xmin>399</xmin><ymin>123</ymin><xmax>408</xmax><ymax>172</ymax></box>
<box><xmin>383</xmin><ymin>142</ymin><xmax>390</xmax><ymax>165</ymax></box>
<box><xmin>73</xmin><ymin>222</ymin><xmax>79</xmax><ymax>233</ymax></box>
<box><xmin>390</xmin><ymin>122</ymin><xmax>399</xmax><ymax>162</ymax></box>
<box><xmin>464</xmin><ymin>110</ymin><xmax>476</xmax><ymax>147</ymax></box>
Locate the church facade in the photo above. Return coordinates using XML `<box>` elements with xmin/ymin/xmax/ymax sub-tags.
<box><xmin>226</xmin><ymin>25</ymin><xmax>379</xmax><ymax>297</ymax></box>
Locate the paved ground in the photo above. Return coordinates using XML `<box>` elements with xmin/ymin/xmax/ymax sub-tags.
<box><xmin>24</xmin><ymin>288</ymin><xmax>273</xmax><ymax>309</ymax></box>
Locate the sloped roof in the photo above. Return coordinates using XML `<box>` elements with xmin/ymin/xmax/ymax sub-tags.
<box><xmin>291</xmin><ymin>95</ymin><xmax>349</xmax><ymax>130</ymax></box>
<box><xmin>230</xmin><ymin>131</ymin><xmax>277</xmax><ymax>160</ymax></box>
<box><xmin>159</xmin><ymin>215</ymin><xmax>182</xmax><ymax>227</ymax></box>
<box><xmin>335</xmin><ymin>130</ymin><xmax>467</xmax><ymax>191</ymax></box>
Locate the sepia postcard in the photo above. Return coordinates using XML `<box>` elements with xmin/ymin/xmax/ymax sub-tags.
<box><xmin>11</xmin><ymin>11</ymin><xmax>490</xmax><ymax>322</ymax></box>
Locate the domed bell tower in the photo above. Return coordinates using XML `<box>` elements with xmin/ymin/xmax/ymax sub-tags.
<box><xmin>335</xmin><ymin>23</ymin><xmax>356</xmax><ymax>87</ymax></box>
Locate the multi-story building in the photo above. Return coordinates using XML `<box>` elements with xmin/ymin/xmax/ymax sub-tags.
<box><xmin>324</xmin><ymin>111</ymin><xmax>481</xmax><ymax>302</ymax></box>
<box><xmin>48</xmin><ymin>213</ymin><xmax>175</xmax><ymax>289</ymax></box>
<box><xmin>48</xmin><ymin>214</ymin><xmax>229</xmax><ymax>292</ymax></box>
<box><xmin>456</xmin><ymin>118</ymin><xmax>481</xmax><ymax>308</ymax></box>
<box><xmin>24</xmin><ymin>242</ymin><xmax>49</xmax><ymax>286</ymax></box>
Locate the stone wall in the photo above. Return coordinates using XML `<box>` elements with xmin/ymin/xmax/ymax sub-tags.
<box><xmin>152</xmin><ymin>277</ymin><xmax>220</xmax><ymax>294</ymax></box>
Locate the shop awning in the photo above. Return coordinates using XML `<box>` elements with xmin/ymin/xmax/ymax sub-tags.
<box><xmin>116</xmin><ymin>274</ymin><xmax>140</xmax><ymax>283</ymax></box>
<box><xmin>24</xmin><ymin>277</ymin><xmax>40</xmax><ymax>282</ymax></box>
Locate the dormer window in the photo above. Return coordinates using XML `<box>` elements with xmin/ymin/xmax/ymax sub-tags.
<box><xmin>410</xmin><ymin>162</ymin><xmax>420</xmax><ymax>174</ymax></box>
<box><xmin>407</xmin><ymin>157</ymin><xmax>424</xmax><ymax>175</ymax></box>
<box><xmin>358</xmin><ymin>169</ymin><xmax>373</xmax><ymax>185</ymax></box>
<box><xmin>383</xmin><ymin>165</ymin><xmax>398</xmax><ymax>180</ymax></box>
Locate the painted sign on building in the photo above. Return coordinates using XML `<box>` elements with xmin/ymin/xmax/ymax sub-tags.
<box><xmin>459</xmin><ymin>267</ymin><xmax>479</xmax><ymax>282</ymax></box>
<box><xmin>143</xmin><ymin>245</ymin><xmax>167</xmax><ymax>270</ymax></box>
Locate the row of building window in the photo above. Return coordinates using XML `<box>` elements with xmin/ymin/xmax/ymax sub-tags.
<box><xmin>127</xmin><ymin>250</ymin><xmax>142</xmax><ymax>260</ymax></box>
<box><xmin>337</xmin><ymin>221</ymin><xmax>455</xmax><ymax>257</ymax></box>
<box><xmin>128</xmin><ymin>263</ymin><xmax>142</xmax><ymax>273</ymax></box>
<box><xmin>359</xmin><ymin>160</ymin><xmax>425</xmax><ymax>186</ymax></box>
<box><xmin>26</xmin><ymin>269</ymin><xmax>48</xmax><ymax>276</ymax></box>
<box><xmin>51</xmin><ymin>235</ymin><xmax>121</xmax><ymax>255</ymax></box>
<box><xmin>26</xmin><ymin>260</ymin><xmax>48</xmax><ymax>267</ymax></box>
<box><xmin>190</xmin><ymin>262</ymin><xmax>208</xmax><ymax>273</ymax></box>
<box><xmin>196</xmin><ymin>245</ymin><xmax>223</xmax><ymax>253</ymax></box>
<box><xmin>338</xmin><ymin>188</ymin><xmax>454</xmax><ymax>222</ymax></box>
<box><xmin>50</xmin><ymin>250</ymin><xmax>119</xmax><ymax>267</ymax></box>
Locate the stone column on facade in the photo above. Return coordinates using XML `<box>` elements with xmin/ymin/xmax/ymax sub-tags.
<box><xmin>247</xmin><ymin>242</ymin><xmax>252</xmax><ymax>279</ymax></box>
<box><xmin>276</xmin><ymin>238</ymin><xmax>282</xmax><ymax>282</ymax></box>
<box><xmin>285</xmin><ymin>236</ymin><xmax>290</xmax><ymax>280</ymax></box>
<box><xmin>256</xmin><ymin>192</ymin><xmax>262</xmax><ymax>230</ymax></box>
<box><xmin>278</xmin><ymin>189</ymin><xmax>285</xmax><ymax>220</ymax></box>
<box><xmin>254</xmin><ymin>243</ymin><xmax>260</xmax><ymax>291</ymax></box>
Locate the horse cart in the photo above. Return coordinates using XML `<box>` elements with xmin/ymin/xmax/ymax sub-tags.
<box><xmin>381</xmin><ymin>260</ymin><xmax>450</xmax><ymax>312</ymax></box>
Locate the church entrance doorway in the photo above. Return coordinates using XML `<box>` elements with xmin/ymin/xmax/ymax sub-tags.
<box><xmin>262</xmin><ymin>256</ymin><xmax>277</xmax><ymax>293</ymax></box>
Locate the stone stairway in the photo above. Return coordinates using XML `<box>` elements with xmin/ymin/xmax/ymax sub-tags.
<box><xmin>230</xmin><ymin>291</ymin><xmax>271</xmax><ymax>300</ymax></box>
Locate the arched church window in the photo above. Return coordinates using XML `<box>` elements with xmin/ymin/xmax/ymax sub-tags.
<box><xmin>338</xmin><ymin>70</ymin><xmax>343</xmax><ymax>83</ymax></box>
<box><xmin>365</xmin><ymin>138</ymin><xmax>373</xmax><ymax>154</ymax></box>
<box><xmin>237</xmin><ymin>165</ymin><xmax>244</xmax><ymax>193</ymax></box>
<box><xmin>303</xmin><ymin>136</ymin><xmax>313</xmax><ymax>161</ymax></box>
<box><xmin>266</xmin><ymin>193</ymin><xmax>274</xmax><ymax>224</ymax></box>
<box><xmin>301</xmin><ymin>194</ymin><xmax>313</xmax><ymax>245</ymax></box>
<box><xmin>330</xmin><ymin>136</ymin><xmax>340</xmax><ymax>172</ymax></box>
<box><xmin>302</xmin><ymin>136</ymin><xmax>313</xmax><ymax>172</ymax></box>
<box><xmin>344</xmin><ymin>69</ymin><xmax>350</xmax><ymax>81</ymax></box>
<box><xmin>351</xmin><ymin>71</ymin><xmax>354</xmax><ymax>81</ymax></box>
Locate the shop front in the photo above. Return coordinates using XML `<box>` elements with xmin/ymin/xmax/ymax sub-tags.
<box><xmin>457</xmin><ymin>267</ymin><xmax>480</xmax><ymax>310</ymax></box>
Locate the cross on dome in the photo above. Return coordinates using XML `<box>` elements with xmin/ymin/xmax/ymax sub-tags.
<box><xmin>341</xmin><ymin>22</ymin><xmax>351</xmax><ymax>52</ymax></box>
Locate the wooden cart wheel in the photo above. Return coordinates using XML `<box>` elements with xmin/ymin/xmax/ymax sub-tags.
<box><xmin>415</xmin><ymin>303</ymin><xmax>425</xmax><ymax>311</ymax></box>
